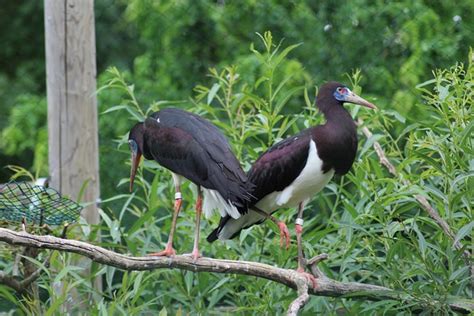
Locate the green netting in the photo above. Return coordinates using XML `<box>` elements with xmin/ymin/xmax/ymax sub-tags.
<box><xmin>0</xmin><ymin>181</ymin><xmax>83</xmax><ymax>225</ymax></box>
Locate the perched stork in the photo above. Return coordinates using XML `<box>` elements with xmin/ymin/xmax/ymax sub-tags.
<box><xmin>128</xmin><ymin>108</ymin><xmax>253</xmax><ymax>260</ymax></box>
<box><xmin>207</xmin><ymin>82</ymin><xmax>376</xmax><ymax>284</ymax></box>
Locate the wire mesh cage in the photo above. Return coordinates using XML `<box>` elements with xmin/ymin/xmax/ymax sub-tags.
<box><xmin>0</xmin><ymin>181</ymin><xmax>83</xmax><ymax>225</ymax></box>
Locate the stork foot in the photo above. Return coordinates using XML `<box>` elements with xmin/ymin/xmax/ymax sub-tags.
<box><xmin>148</xmin><ymin>245</ymin><xmax>176</xmax><ymax>257</ymax></box>
<box><xmin>296</xmin><ymin>267</ymin><xmax>317</xmax><ymax>289</ymax></box>
<box><xmin>183</xmin><ymin>249</ymin><xmax>201</xmax><ymax>262</ymax></box>
<box><xmin>277</xmin><ymin>221</ymin><xmax>291</xmax><ymax>249</ymax></box>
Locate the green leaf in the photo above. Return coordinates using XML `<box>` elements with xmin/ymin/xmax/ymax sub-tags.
<box><xmin>359</xmin><ymin>134</ymin><xmax>383</xmax><ymax>157</ymax></box>
<box><xmin>272</xmin><ymin>43</ymin><xmax>303</xmax><ymax>67</ymax></box>
<box><xmin>271</xmin><ymin>75</ymin><xmax>293</xmax><ymax>102</ymax></box>
<box><xmin>209</xmin><ymin>276</ymin><xmax>231</xmax><ymax>292</ymax></box>
<box><xmin>128</xmin><ymin>206</ymin><xmax>160</xmax><ymax>236</ymax></box>
<box><xmin>184</xmin><ymin>271</ymin><xmax>193</xmax><ymax>294</ymax></box>
<box><xmin>207</xmin><ymin>83</ymin><xmax>221</xmax><ymax>105</ymax></box>
<box><xmin>274</xmin><ymin>86</ymin><xmax>304</xmax><ymax>114</ymax></box>
<box><xmin>413</xmin><ymin>222</ymin><xmax>427</xmax><ymax>258</ymax></box>
<box><xmin>158</xmin><ymin>307</ymin><xmax>167</xmax><ymax>316</ymax></box>
<box><xmin>125</xmin><ymin>105</ymin><xmax>145</xmax><ymax>121</ymax></box>
<box><xmin>101</xmin><ymin>104</ymin><xmax>129</xmax><ymax>115</ymax></box>
<box><xmin>453</xmin><ymin>221</ymin><xmax>474</xmax><ymax>246</ymax></box>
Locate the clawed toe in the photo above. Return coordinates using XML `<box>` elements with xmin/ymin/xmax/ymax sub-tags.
<box><xmin>148</xmin><ymin>247</ymin><xmax>176</xmax><ymax>257</ymax></box>
<box><xmin>183</xmin><ymin>250</ymin><xmax>201</xmax><ymax>262</ymax></box>
<box><xmin>296</xmin><ymin>268</ymin><xmax>318</xmax><ymax>289</ymax></box>
<box><xmin>277</xmin><ymin>221</ymin><xmax>291</xmax><ymax>249</ymax></box>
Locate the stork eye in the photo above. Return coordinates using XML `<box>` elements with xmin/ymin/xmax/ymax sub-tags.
<box><xmin>337</xmin><ymin>87</ymin><xmax>347</xmax><ymax>94</ymax></box>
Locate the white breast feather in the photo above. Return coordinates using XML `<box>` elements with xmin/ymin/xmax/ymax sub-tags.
<box><xmin>256</xmin><ymin>139</ymin><xmax>334</xmax><ymax>212</ymax></box>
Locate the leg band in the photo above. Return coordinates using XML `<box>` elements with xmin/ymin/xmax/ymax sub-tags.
<box><xmin>175</xmin><ymin>192</ymin><xmax>182</xmax><ymax>200</ymax></box>
<box><xmin>295</xmin><ymin>218</ymin><xmax>304</xmax><ymax>226</ymax></box>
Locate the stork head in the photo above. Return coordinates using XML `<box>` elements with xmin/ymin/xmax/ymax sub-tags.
<box><xmin>317</xmin><ymin>81</ymin><xmax>377</xmax><ymax>112</ymax></box>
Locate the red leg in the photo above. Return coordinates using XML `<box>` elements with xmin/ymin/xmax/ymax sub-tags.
<box><xmin>190</xmin><ymin>189</ymin><xmax>203</xmax><ymax>261</ymax></box>
<box><xmin>148</xmin><ymin>190</ymin><xmax>182</xmax><ymax>257</ymax></box>
<box><xmin>277</xmin><ymin>221</ymin><xmax>291</xmax><ymax>249</ymax></box>
<box><xmin>251</xmin><ymin>207</ymin><xmax>291</xmax><ymax>249</ymax></box>
<box><xmin>295</xmin><ymin>203</ymin><xmax>317</xmax><ymax>288</ymax></box>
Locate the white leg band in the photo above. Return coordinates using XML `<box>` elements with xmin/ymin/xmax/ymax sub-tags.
<box><xmin>175</xmin><ymin>192</ymin><xmax>182</xmax><ymax>200</ymax></box>
<box><xmin>295</xmin><ymin>218</ymin><xmax>304</xmax><ymax>226</ymax></box>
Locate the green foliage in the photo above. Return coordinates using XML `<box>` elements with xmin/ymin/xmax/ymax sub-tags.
<box><xmin>0</xmin><ymin>0</ymin><xmax>137</xmax><ymax>183</ymax></box>
<box><xmin>119</xmin><ymin>0</ymin><xmax>473</xmax><ymax>115</ymax></box>
<box><xmin>0</xmin><ymin>95</ymin><xmax>48</xmax><ymax>178</ymax></box>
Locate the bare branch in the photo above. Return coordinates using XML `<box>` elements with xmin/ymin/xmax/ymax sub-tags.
<box><xmin>0</xmin><ymin>228</ymin><xmax>472</xmax><ymax>314</ymax></box>
<box><xmin>287</xmin><ymin>277</ymin><xmax>309</xmax><ymax>316</ymax></box>
<box><xmin>0</xmin><ymin>271</ymin><xmax>22</xmax><ymax>292</ymax></box>
<box><xmin>0</xmin><ymin>262</ymin><xmax>47</xmax><ymax>295</ymax></box>
<box><xmin>307</xmin><ymin>253</ymin><xmax>328</xmax><ymax>266</ymax></box>
<box><xmin>307</xmin><ymin>253</ymin><xmax>328</xmax><ymax>279</ymax></box>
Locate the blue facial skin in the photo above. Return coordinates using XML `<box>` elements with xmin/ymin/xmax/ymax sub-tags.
<box><xmin>129</xmin><ymin>139</ymin><xmax>138</xmax><ymax>153</ymax></box>
<box><xmin>333</xmin><ymin>87</ymin><xmax>350</xmax><ymax>102</ymax></box>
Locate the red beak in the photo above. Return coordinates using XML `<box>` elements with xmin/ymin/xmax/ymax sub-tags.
<box><xmin>129</xmin><ymin>151</ymin><xmax>142</xmax><ymax>192</ymax></box>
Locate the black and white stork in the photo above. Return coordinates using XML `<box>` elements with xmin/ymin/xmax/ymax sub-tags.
<box><xmin>128</xmin><ymin>108</ymin><xmax>253</xmax><ymax>260</ymax></box>
<box><xmin>207</xmin><ymin>82</ymin><xmax>376</xmax><ymax>283</ymax></box>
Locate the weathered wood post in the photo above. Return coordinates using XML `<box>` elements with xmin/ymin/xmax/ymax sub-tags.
<box><xmin>44</xmin><ymin>0</ymin><xmax>101</xmax><ymax>298</ymax></box>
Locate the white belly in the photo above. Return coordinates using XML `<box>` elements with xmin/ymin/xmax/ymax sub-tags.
<box><xmin>256</xmin><ymin>140</ymin><xmax>334</xmax><ymax>212</ymax></box>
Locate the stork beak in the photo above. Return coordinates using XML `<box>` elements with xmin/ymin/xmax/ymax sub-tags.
<box><xmin>129</xmin><ymin>151</ymin><xmax>142</xmax><ymax>192</ymax></box>
<box><xmin>345</xmin><ymin>92</ymin><xmax>377</xmax><ymax>110</ymax></box>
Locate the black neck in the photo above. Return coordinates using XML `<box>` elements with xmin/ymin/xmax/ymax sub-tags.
<box><xmin>316</xmin><ymin>94</ymin><xmax>338</xmax><ymax>116</ymax></box>
<box><xmin>317</xmin><ymin>97</ymin><xmax>355</xmax><ymax>127</ymax></box>
<box><xmin>313</xmin><ymin>98</ymin><xmax>358</xmax><ymax>175</ymax></box>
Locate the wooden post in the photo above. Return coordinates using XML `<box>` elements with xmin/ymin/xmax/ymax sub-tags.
<box><xmin>44</xmin><ymin>0</ymin><xmax>101</xmax><ymax>299</ymax></box>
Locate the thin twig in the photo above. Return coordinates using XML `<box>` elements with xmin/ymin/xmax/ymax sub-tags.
<box><xmin>0</xmin><ymin>228</ymin><xmax>472</xmax><ymax>314</ymax></box>
<box><xmin>0</xmin><ymin>253</ymin><xmax>50</xmax><ymax>294</ymax></box>
<box><xmin>307</xmin><ymin>253</ymin><xmax>329</xmax><ymax>279</ymax></box>
<box><xmin>307</xmin><ymin>253</ymin><xmax>328</xmax><ymax>266</ymax></box>
<box><xmin>0</xmin><ymin>272</ymin><xmax>22</xmax><ymax>292</ymax></box>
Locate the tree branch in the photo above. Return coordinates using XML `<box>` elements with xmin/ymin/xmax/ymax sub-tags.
<box><xmin>0</xmin><ymin>228</ymin><xmax>472</xmax><ymax>314</ymax></box>
<box><xmin>287</xmin><ymin>278</ymin><xmax>309</xmax><ymax>316</ymax></box>
<box><xmin>0</xmin><ymin>271</ymin><xmax>23</xmax><ymax>292</ymax></box>
<box><xmin>0</xmin><ymin>253</ymin><xmax>49</xmax><ymax>294</ymax></box>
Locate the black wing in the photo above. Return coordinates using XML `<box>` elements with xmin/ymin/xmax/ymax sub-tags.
<box><xmin>145</xmin><ymin>111</ymin><xmax>252</xmax><ymax>211</ymax></box>
<box><xmin>151</xmin><ymin>109</ymin><xmax>248</xmax><ymax>184</ymax></box>
<box><xmin>248</xmin><ymin>129</ymin><xmax>313</xmax><ymax>204</ymax></box>
<box><xmin>207</xmin><ymin>129</ymin><xmax>314</xmax><ymax>242</ymax></box>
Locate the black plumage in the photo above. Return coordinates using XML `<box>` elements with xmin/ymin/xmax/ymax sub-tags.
<box><xmin>247</xmin><ymin>130</ymin><xmax>312</xmax><ymax>204</ymax></box>
<box><xmin>143</xmin><ymin>109</ymin><xmax>251</xmax><ymax>211</ymax></box>
<box><xmin>128</xmin><ymin>108</ymin><xmax>253</xmax><ymax>259</ymax></box>
<box><xmin>207</xmin><ymin>82</ymin><xmax>376</xmax><ymax>285</ymax></box>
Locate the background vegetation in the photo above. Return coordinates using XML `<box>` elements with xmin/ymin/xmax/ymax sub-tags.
<box><xmin>0</xmin><ymin>1</ymin><xmax>472</xmax><ymax>314</ymax></box>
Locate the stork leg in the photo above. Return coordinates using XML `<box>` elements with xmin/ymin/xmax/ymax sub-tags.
<box><xmin>295</xmin><ymin>202</ymin><xmax>317</xmax><ymax>288</ymax></box>
<box><xmin>191</xmin><ymin>187</ymin><xmax>203</xmax><ymax>261</ymax></box>
<box><xmin>251</xmin><ymin>207</ymin><xmax>290</xmax><ymax>249</ymax></box>
<box><xmin>148</xmin><ymin>185</ymin><xmax>182</xmax><ymax>257</ymax></box>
